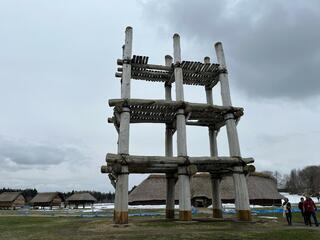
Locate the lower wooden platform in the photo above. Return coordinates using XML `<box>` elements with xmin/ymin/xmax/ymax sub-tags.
<box><xmin>101</xmin><ymin>153</ymin><xmax>254</xmax><ymax>175</ymax></box>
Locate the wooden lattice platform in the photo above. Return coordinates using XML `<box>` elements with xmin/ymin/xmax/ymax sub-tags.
<box><xmin>108</xmin><ymin>99</ymin><xmax>243</xmax><ymax>127</ymax></box>
<box><xmin>116</xmin><ymin>55</ymin><xmax>221</xmax><ymax>87</ymax></box>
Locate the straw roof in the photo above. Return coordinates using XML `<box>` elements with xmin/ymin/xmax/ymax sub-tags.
<box><xmin>129</xmin><ymin>175</ymin><xmax>166</xmax><ymax>204</ymax></box>
<box><xmin>129</xmin><ymin>173</ymin><xmax>283</xmax><ymax>205</ymax></box>
<box><xmin>0</xmin><ymin>192</ymin><xmax>23</xmax><ymax>203</ymax></box>
<box><xmin>66</xmin><ymin>192</ymin><xmax>97</xmax><ymax>202</ymax></box>
<box><xmin>29</xmin><ymin>192</ymin><xmax>63</xmax><ymax>203</ymax></box>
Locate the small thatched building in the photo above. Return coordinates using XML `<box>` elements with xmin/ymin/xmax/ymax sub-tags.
<box><xmin>129</xmin><ymin>173</ymin><xmax>283</xmax><ymax>207</ymax></box>
<box><xmin>66</xmin><ymin>192</ymin><xmax>97</xmax><ymax>209</ymax></box>
<box><xmin>30</xmin><ymin>192</ymin><xmax>64</xmax><ymax>209</ymax></box>
<box><xmin>0</xmin><ymin>192</ymin><xmax>26</xmax><ymax>209</ymax></box>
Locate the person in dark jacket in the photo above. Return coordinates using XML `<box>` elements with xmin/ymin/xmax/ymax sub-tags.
<box><xmin>303</xmin><ymin>196</ymin><xmax>319</xmax><ymax>227</ymax></box>
<box><xmin>298</xmin><ymin>197</ymin><xmax>307</xmax><ymax>225</ymax></box>
<box><xmin>282</xmin><ymin>198</ymin><xmax>292</xmax><ymax>225</ymax></box>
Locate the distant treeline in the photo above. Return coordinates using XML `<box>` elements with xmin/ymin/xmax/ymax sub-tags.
<box><xmin>0</xmin><ymin>188</ymin><xmax>115</xmax><ymax>203</ymax></box>
<box><xmin>263</xmin><ymin>165</ymin><xmax>320</xmax><ymax>196</ymax></box>
<box><xmin>285</xmin><ymin>165</ymin><xmax>320</xmax><ymax>196</ymax></box>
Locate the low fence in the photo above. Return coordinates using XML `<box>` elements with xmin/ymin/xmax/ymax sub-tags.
<box><xmin>1</xmin><ymin>205</ymin><xmax>304</xmax><ymax>218</ymax></box>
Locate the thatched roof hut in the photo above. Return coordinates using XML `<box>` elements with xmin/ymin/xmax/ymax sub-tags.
<box><xmin>30</xmin><ymin>192</ymin><xmax>64</xmax><ymax>209</ymax></box>
<box><xmin>0</xmin><ymin>192</ymin><xmax>25</xmax><ymax>209</ymax></box>
<box><xmin>66</xmin><ymin>192</ymin><xmax>97</xmax><ymax>208</ymax></box>
<box><xmin>129</xmin><ymin>173</ymin><xmax>283</xmax><ymax>207</ymax></box>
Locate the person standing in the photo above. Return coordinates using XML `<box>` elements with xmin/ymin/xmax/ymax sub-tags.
<box><xmin>282</xmin><ymin>198</ymin><xmax>292</xmax><ymax>225</ymax></box>
<box><xmin>303</xmin><ymin>196</ymin><xmax>319</xmax><ymax>227</ymax></box>
<box><xmin>298</xmin><ymin>197</ymin><xmax>307</xmax><ymax>225</ymax></box>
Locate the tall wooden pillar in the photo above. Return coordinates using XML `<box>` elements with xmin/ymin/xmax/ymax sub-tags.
<box><xmin>214</xmin><ymin>42</ymin><xmax>251</xmax><ymax>221</ymax></box>
<box><xmin>164</xmin><ymin>55</ymin><xmax>176</xmax><ymax>219</ymax></box>
<box><xmin>209</xmin><ymin>125</ymin><xmax>222</xmax><ymax>218</ymax></box>
<box><xmin>204</xmin><ymin>56</ymin><xmax>223</xmax><ymax>218</ymax></box>
<box><xmin>173</xmin><ymin>34</ymin><xmax>192</xmax><ymax>221</ymax></box>
<box><xmin>114</xmin><ymin>26</ymin><xmax>132</xmax><ymax>224</ymax></box>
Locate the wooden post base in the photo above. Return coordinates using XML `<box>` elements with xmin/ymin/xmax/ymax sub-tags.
<box><xmin>237</xmin><ymin>210</ymin><xmax>251</xmax><ymax>221</ymax></box>
<box><xmin>212</xmin><ymin>208</ymin><xmax>223</xmax><ymax>218</ymax></box>
<box><xmin>166</xmin><ymin>209</ymin><xmax>175</xmax><ymax>219</ymax></box>
<box><xmin>179</xmin><ymin>211</ymin><xmax>192</xmax><ymax>221</ymax></box>
<box><xmin>114</xmin><ymin>211</ymin><xmax>128</xmax><ymax>224</ymax></box>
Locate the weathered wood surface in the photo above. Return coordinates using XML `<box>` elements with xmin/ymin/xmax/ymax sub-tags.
<box><xmin>101</xmin><ymin>165</ymin><xmax>177</xmax><ymax>174</ymax></box>
<box><xmin>205</xmin><ymin>54</ymin><xmax>223</xmax><ymax>219</ymax></box>
<box><xmin>165</xmin><ymin>55</ymin><xmax>173</xmax><ymax>100</ymax></box>
<box><xmin>114</xmin><ymin>26</ymin><xmax>132</xmax><ymax>224</ymax></box>
<box><xmin>165</xmin><ymin>53</ymin><xmax>175</xmax><ymax>219</ymax></box>
<box><xmin>165</xmin><ymin>127</ymin><xmax>174</xmax><ymax>157</ymax></box>
<box><xmin>204</xmin><ymin>57</ymin><xmax>214</xmax><ymax>103</ymax></box>
<box><xmin>123</xmin><ymin>27</ymin><xmax>132</xmax><ymax>60</ymax></box>
<box><xmin>178</xmin><ymin>167</ymin><xmax>191</xmax><ymax>220</ymax></box>
<box><xmin>174</xmin><ymin>70</ymin><xmax>184</xmax><ymax>101</ymax></box>
<box><xmin>215</xmin><ymin>42</ymin><xmax>231</xmax><ymax>107</ymax></box>
<box><xmin>211</xmin><ymin>177</ymin><xmax>222</xmax><ymax>218</ymax></box>
<box><xmin>101</xmin><ymin>164</ymin><xmax>254</xmax><ymax>174</ymax></box>
<box><xmin>215</xmin><ymin>41</ymin><xmax>251</xmax><ymax>221</ymax></box>
<box><xmin>117</xmin><ymin>108</ymin><xmax>130</xmax><ymax>155</ymax></box>
<box><xmin>208</xmin><ymin>128</ymin><xmax>218</xmax><ymax>157</ymax></box>
<box><xmin>173</xmin><ymin>34</ymin><xmax>181</xmax><ymax>64</ymax></box>
<box><xmin>176</xmin><ymin>110</ymin><xmax>187</xmax><ymax>156</ymax></box>
<box><xmin>102</xmin><ymin>152</ymin><xmax>254</xmax><ymax>175</ymax></box>
<box><xmin>114</xmin><ymin>165</ymin><xmax>129</xmax><ymax>224</ymax></box>
<box><xmin>105</xmin><ymin>153</ymin><xmax>254</xmax><ymax>165</ymax></box>
<box><xmin>173</xmin><ymin>33</ymin><xmax>192</xmax><ymax>221</ymax></box>
<box><xmin>204</xmin><ymin>57</ymin><xmax>222</xmax><ymax>218</ymax></box>
<box><xmin>109</xmin><ymin>116</ymin><xmax>227</xmax><ymax>128</ymax></box>
<box><xmin>121</xmin><ymin>27</ymin><xmax>132</xmax><ymax>99</ymax></box>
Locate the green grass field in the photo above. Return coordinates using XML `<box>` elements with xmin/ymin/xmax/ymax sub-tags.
<box><xmin>0</xmin><ymin>210</ymin><xmax>319</xmax><ymax>240</ymax></box>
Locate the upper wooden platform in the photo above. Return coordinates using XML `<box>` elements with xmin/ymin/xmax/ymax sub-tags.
<box><xmin>108</xmin><ymin>99</ymin><xmax>243</xmax><ymax>128</ymax></box>
<box><xmin>116</xmin><ymin>55</ymin><xmax>221</xmax><ymax>88</ymax></box>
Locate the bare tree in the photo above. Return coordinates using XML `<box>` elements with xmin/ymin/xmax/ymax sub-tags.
<box><xmin>285</xmin><ymin>165</ymin><xmax>320</xmax><ymax>195</ymax></box>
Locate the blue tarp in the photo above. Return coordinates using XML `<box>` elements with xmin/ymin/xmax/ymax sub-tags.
<box><xmin>224</xmin><ymin>208</ymin><xmax>301</xmax><ymax>214</ymax></box>
<box><xmin>251</xmin><ymin>208</ymin><xmax>300</xmax><ymax>214</ymax></box>
<box><xmin>129</xmin><ymin>212</ymin><xmax>161</xmax><ymax>217</ymax></box>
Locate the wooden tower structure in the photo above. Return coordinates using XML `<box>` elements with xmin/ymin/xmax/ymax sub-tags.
<box><xmin>101</xmin><ymin>26</ymin><xmax>255</xmax><ymax>224</ymax></box>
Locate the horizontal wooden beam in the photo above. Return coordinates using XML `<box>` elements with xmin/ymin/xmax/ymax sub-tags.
<box><xmin>109</xmin><ymin>116</ymin><xmax>225</xmax><ymax>129</ymax></box>
<box><xmin>101</xmin><ymin>163</ymin><xmax>251</xmax><ymax>174</ymax></box>
<box><xmin>105</xmin><ymin>153</ymin><xmax>254</xmax><ymax>165</ymax></box>
<box><xmin>101</xmin><ymin>165</ymin><xmax>177</xmax><ymax>174</ymax></box>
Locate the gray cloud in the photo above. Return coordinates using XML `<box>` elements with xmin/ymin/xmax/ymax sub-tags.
<box><xmin>140</xmin><ymin>0</ymin><xmax>320</xmax><ymax>99</ymax></box>
<box><xmin>0</xmin><ymin>135</ymin><xmax>86</xmax><ymax>169</ymax></box>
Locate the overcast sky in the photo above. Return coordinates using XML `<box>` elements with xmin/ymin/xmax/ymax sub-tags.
<box><xmin>1</xmin><ymin>0</ymin><xmax>320</xmax><ymax>192</ymax></box>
